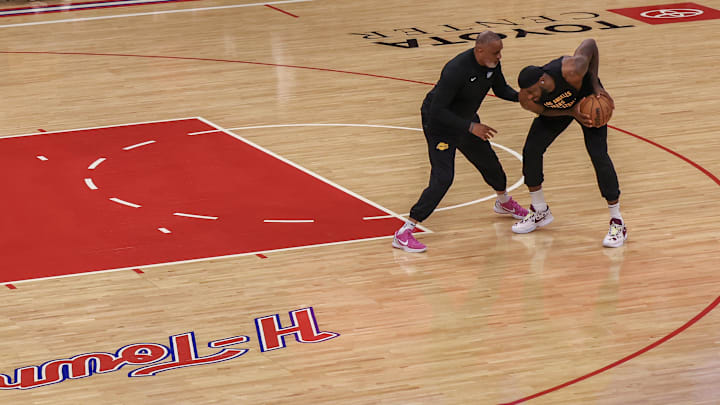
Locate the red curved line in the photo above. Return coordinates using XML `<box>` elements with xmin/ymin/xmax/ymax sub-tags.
<box><xmin>3</xmin><ymin>50</ymin><xmax>717</xmax><ymax>402</ymax></box>
<box><xmin>500</xmin><ymin>126</ymin><xmax>720</xmax><ymax>403</ymax></box>
<box><xmin>264</xmin><ymin>4</ymin><xmax>299</xmax><ymax>18</ymax></box>
<box><xmin>0</xmin><ymin>50</ymin><xmax>435</xmax><ymax>86</ymax></box>
<box><xmin>609</xmin><ymin>125</ymin><xmax>720</xmax><ymax>186</ymax></box>
<box><xmin>500</xmin><ymin>296</ymin><xmax>720</xmax><ymax>404</ymax></box>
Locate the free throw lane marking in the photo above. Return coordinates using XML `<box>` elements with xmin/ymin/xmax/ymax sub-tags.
<box><xmin>2</xmin><ymin>117</ymin><xmax>416</xmax><ymax>286</ymax></box>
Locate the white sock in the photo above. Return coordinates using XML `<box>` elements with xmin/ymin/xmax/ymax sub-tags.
<box><xmin>608</xmin><ymin>202</ymin><xmax>622</xmax><ymax>221</ymax></box>
<box><xmin>529</xmin><ymin>190</ymin><xmax>547</xmax><ymax>212</ymax></box>
<box><xmin>399</xmin><ymin>220</ymin><xmax>416</xmax><ymax>234</ymax></box>
<box><xmin>497</xmin><ymin>192</ymin><xmax>510</xmax><ymax>204</ymax></box>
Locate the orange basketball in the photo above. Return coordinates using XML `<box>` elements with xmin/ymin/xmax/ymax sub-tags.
<box><xmin>577</xmin><ymin>94</ymin><xmax>613</xmax><ymax>127</ymax></box>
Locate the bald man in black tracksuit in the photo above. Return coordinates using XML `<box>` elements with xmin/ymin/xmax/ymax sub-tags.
<box><xmin>393</xmin><ymin>31</ymin><xmax>528</xmax><ymax>253</ymax></box>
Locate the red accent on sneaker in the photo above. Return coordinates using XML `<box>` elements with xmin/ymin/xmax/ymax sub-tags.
<box><xmin>610</xmin><ymin>218</ymin><xmax>627</xmax><ymax>238</ymax></box>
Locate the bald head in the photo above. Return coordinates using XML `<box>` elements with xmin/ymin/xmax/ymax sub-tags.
<box><xmin>473</xmin><ymin>31</ymin><xmax>503</xmax><ymax>68</ymax></box>
<box><xmin>475</xmin><ymin>30</ymin><xmax>502</xmax><ymax>46</ymax></box>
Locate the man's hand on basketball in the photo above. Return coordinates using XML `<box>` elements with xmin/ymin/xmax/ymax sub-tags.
<box><xmin>571</xmin><ymin>103</ymin><xmax>593</xmax><ymax>127</ymax></box>
<box><xmin>594</xmin><ymin>88</ymin><xmax>615</xmax><ymax>110</ymax></box>
<box><xmin>470</xmin><ymin>122</ymin><xmax>497</xmax><ymax>141</ymax></box>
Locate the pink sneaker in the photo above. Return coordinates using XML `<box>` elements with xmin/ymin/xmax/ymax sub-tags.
<box><xmin>392</xmin><ymin>229</ymin><xmax>427</xmax><ymax>253</ymax></box>
<box><xmin>494</xmin><ymin>197</ymin><xmax>529</xmax><ymax>219</ymax></box>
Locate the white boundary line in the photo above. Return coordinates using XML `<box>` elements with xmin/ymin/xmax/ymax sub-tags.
<box><xmin>194</xmin><ymin>117</ymin><xmax>433</xmax><ymax>233</ymax></box>
<box><xmin>0</xmin><ymin>0</ymin><xmax>312</xmax><ymax>29</ymax></box>
<box><xmin>3</xmin><ymin>233</ymin><xmax>398</xmax><ymax>285</ymax></box>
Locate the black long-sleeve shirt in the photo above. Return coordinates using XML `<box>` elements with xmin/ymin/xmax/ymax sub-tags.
<box><xmin>422</xmin><ymin>48</ymin><xmax>518</xmax><ymax>134</ymax></box>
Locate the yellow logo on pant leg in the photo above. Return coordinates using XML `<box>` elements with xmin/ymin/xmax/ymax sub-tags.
<box><xmin>436</xmin><ymin>142</ymin><xmax>449</xmax><ymax>151</ymax></box>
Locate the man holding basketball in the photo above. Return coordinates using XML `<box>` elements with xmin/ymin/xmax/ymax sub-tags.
<box><xmin>512</xmin><ymin>38</ymin><xmax>627</xmax><ymax>248</ymax></box>
<box><xmin>392</xmin><ymin>30</ymin><xmax>528</xmax><ymax>253</ymax></box>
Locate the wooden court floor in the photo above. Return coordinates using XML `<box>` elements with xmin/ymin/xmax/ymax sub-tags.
<box><xmin>0</xmin><ymin>0</ymin><xmax>719</xmax><ymax>404</ymax></box>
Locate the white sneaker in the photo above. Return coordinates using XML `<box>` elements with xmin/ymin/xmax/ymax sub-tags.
<box><xmin>512</xmin><ymin>205</ymin><xmax>554</xmax><ymax>234</ymax></box>
<box><xmin>603</xmin><ymin>218</ymin><xmax>628</xmax><ymax>248</ymax></box>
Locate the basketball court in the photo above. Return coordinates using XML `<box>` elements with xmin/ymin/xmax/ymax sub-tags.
<box><xmin>0</xmin><ymin>0</ymin><xmax>718</xmax><ymax>404</ymax></box>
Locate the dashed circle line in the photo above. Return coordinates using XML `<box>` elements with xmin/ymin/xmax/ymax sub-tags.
<box><xmin>173</xmin><ymin>213</ymin><xmax>218</xmax><ymax>220</ymax></box>
<box><xmin>88</xmin><ymin>157</ymin><xmax>106</xmax><ymax>169</ymax></box>
<box><xmin>263</xmin><ymin>219</ymin><xmax>315</xmax><ymax>223</ymax></box>
<box><xmin>84</xmin><ymin>178</ymin><xmax>98</xmax><ymax>190</ymax></box>
<box><xmin>123</xmin><ymin>140</ymin><xmax>156</xmax><ymax>150</ymax></box>
<box><xmin>109</xmin><ymin>197</ymin><xmax>141</xmax><ymax>208</ymax></box>
<box><xmin>81</xmin><ymin>139</ymin><xmax>219</xmax><ymax>231</ymax></box>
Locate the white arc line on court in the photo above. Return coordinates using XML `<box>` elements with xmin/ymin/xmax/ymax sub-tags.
<box><xmin>264</xmin><ymin>219</ymin><xmax>315</xmax><ymax>223</ymax></box>
<box><xmin>363</xmin><ymin>141</ymin><xmax>524</xmax><ymax>219</ymax></box>
<box><xmin>109</xmin><ymin>197</ymin><xmax>142</xmax><ymax>208</ymax></box>
<box><xmin>187</xmin><ymin>123</ymin><xmax>421</xmax><ymax>136</ymax></box>
<box><xmin>174</xmin><ymin>213</ymin><xmax>219</xmax><ymax>220</ymax></box>
<box><xmin>37</xmin><ymin>156</ymin><xmax>48</xmax><ymax>161</ymax></box>
<box><xmin>85</xmin><ymin>178</ymin><xmax>99</xmax><ymax>190</ymax></box>
<box><xmin>88</xmin><ymin>158</ymin><xmax>106</xmax><ymax>169</ymax></box>
<box><xmin>0</xmin><ymin>0</ymin><xmax>312</xmax><ymax>29</ymax></box>
<box><xmin>158</xmin><ymin>228</ymin><xmax>172</xmax><ymax>234</ymax></box>
<box><xmin>123</xmin><ymin>140</ymin><xmax>156</xmax><ymax>150</ymax></box>
<box><xmin>194</xmin><ymin>123</ymin><xmax>523</xmax><ymax>221</ymax></box>
<box><xmin>194</xmin><ymin>119</ymin><xmax>433</xmax><ymax>234</ymax></box>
